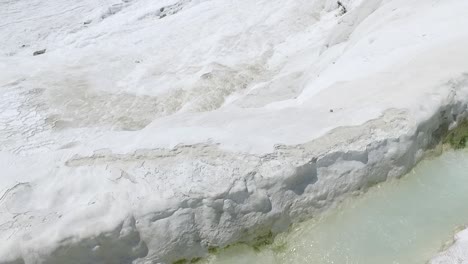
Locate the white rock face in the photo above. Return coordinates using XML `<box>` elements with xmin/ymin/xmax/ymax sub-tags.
<box><xmin>2</xmin><ymin>0</ymin><xmax>468</xmax><ymax>263</ymax></box>
<box><xmin>430</xmin><ymin>228</ymin><xmax>468</xmax><ymax>264</ymax></box>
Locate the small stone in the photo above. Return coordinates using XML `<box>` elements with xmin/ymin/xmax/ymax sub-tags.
<box><xmin>330</xmin><ymin>109</ymin><xmax>334</xmax><ymax>113</ymax></box>
<box><xmin>33</xmin><ymin>49</ymin><xmax>46</xmax><ymax>56</ymax></box>
<box><xmin>337</xmin><ymin>1</ymin><xmax>347</xmax><ymax>14</ymax></box>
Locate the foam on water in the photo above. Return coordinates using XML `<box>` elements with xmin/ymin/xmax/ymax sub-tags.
<box><xmin>204</xmin><ymin>150</ymin><xmax>468</xmax><ymax>264</ymax></box>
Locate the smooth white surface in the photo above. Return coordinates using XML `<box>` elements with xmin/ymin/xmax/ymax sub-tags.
<box><xmin>2</xmin><ymin>0</ymin><xmax>468</xmax><ymax>262</ymax></box>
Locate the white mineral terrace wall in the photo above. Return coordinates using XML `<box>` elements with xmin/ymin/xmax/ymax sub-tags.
<box><xmin>2</xmin><ymin>0</ymin><xmax>468</xmax><ymax>263</ymax></box>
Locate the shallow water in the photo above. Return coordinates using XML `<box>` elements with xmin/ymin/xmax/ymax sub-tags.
<box><xmin>203</xmin><ymin>150</ymin><xmax>468</xmax><ymax>264</ymax></box>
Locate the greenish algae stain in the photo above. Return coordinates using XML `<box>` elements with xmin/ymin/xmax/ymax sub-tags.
<box><xmin>444</xmin><ymin>120</ymin><xmax>468</xmax><ymax>149</ymax></box>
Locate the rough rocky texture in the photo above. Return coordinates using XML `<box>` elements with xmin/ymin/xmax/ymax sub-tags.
<box><xmin>2</xmin><ymin>0</ymin><xmax>468</xmax><ymax>263</ymax></box>
<box><xmin>3</xmin><ymin>81</ymin><xmax>468</xmax><ymax>264</ymax></box>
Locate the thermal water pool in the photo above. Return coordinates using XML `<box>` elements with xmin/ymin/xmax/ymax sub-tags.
<box><xmin>202</xmin><ymin>150</ymin><xmax>468</xmax><ymax>264</ymax></box>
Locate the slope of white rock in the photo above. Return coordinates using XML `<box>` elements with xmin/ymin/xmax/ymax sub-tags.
<box><xmin>2</xmin><ymin>0</ymin><xmax>468</xmax><ymax>263</ymax></box>
<box><xmin>431</xmin><ymin>228</ymin><xmax>468</xmax><ymax>264</ymax></box>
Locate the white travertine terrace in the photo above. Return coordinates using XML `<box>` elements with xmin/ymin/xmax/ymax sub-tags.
<box><xmin>2</xmin><ymin>0</ymin><xmax>468</xmax><ymax>263</ymax></box>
